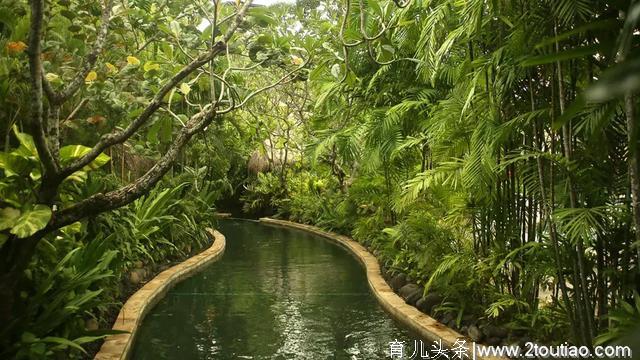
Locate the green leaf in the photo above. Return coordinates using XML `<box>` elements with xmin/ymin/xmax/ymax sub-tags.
<box><xmin>0</xmin><ymin>152</ymin><xmax>33</xmax><ymax>177</ymax></box>
<box><xmin>143</xmin><ymin>62</ymin><xmax>161</xmax><ymax>72</ymax></box>
<box><xmin>169</xmin><ymin>20</ymin><xmax>181</xmax><ymax>36</ymax></box>
<box><xmin>60</xmin><ymin>221</ymin><xmax>82</xmax><ymax>236</ymax></box>
<box><xmin>40</xmin><ymin>336</ymin><xmax>88</xmax><ymax>354</ymax></box>
<box><xmin>330</xmin><ymin>63</ymin><xmax>341</xmax><ymax>79</ymax></box>
<box><xmin>534</xmin><ymin>19</ymin><xmax>618</xmax><ymax>49</ymax></box>
<box><xmin>60</xmin><ymin>10</ymin><xmax>75</xmax><ymax>19</ymax></box>
<box><xmin>521</xmin><ymin>44</ymin><xmax>602</xmax><ymax>67</ymax></box>
<box><xmin>179</xmin><ymin>83</ymin><xmax>191</xmax><ymax>95</ymax></box>
<box><xmin>13</xmin><ymin>126</ymin><xmax>37</xmax><ymax>157</ymax></box>
<box><xmin>248</xmin><ymin>9</ymin><xmax>276</xmax><ymax>27</ymax></box>
<box><xmin>159</xmin><ymin>117</ymin><xmax>173</xmax><ymax>143</ymax></box>
<box><xmin>368</xmin><ymin>0</ymin><xmax>382</xmax><ymax>16</ymax></box>
<box><xmin>10</xmin><ymin>205</ymin><xmax>52</xmax><ymax>238</ymax></box>
<box><xmin>59</xmin><ymin>145</ymin><xmax>110</xmax><ymax>170</ymax></box>
<box><xmin>0</xmin><ymin>207</ymin><xmax>21</xmax><ymax>231</ymax></box>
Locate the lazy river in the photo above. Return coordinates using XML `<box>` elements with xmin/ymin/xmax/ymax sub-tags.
<box><xmin>131</xmin><ymin>219</ymin><xmax>412</xmax><ymax>359</ymax></box>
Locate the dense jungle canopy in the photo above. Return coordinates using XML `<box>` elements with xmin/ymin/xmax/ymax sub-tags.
<box><xmin>1</xmin><ymin>0</ymin><xmax>640</xmax><ymax>358</ymax></box>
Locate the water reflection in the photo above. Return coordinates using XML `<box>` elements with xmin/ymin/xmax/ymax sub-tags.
<box><xmin>132</xmin><ymin>220</ymin><xmax>411</xmax><ymax>359</ymax></box>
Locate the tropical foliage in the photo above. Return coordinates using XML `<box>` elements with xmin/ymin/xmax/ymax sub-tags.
<box><xmin>241</xmin><ymin>0</ymin><xmax>640</xmax><ymax>349</ymax></box>
<box><xmin>1</xmin><ymin>0</ymin><xmax>640</xmax><ymax>357</ymax></box>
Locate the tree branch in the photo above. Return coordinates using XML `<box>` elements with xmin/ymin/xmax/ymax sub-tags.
<box><xmin>219</xmin><ymin>56</ymin><xmax>310</xmax><ymax>114</ymax></box>
<box><xmin>28</xmin><ymin>0</ymin><xmax>60</xmax><ymax>186</ymax></box>
<box><xmin>59</xmin><ymin>0</ymin><xmax>254</xmax><ymax>179</ymax></box>
<box><xmin>51</xmin><ymin>104</ymin><xmax>218</xmax><ymax>229</ymax></box>
<box><xmin>43</xmin><ymin>0</ymin><xmax>115</xmax><ymax>105</ymax></box>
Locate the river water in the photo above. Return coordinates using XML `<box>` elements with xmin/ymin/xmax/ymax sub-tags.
<box><xmin>132</xmin><ymin>219</ymin><xmax>411</xmax><ymax>359</ymax></box>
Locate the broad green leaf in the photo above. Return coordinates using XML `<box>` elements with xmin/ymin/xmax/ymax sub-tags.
<box><xmin>179</xmin><ymin>83</ymin><xmax>191</xmax><ymax>95</ymax></box>
<box><xmin>200</xmin><ymin>24</ymin><xmax>213</xmax><ymax>41</ymax></box>
<box><xmin>0</xmin><ymin>207</ymin><xmax>20</xmax><ymax>230</ymax></box>
<box><xmin>248</xmin><ymin>11</ymin><xmax>276</xmax><ymax>27</ymax></box>
<box><xmin>13</xmin><ymin>126</ymin><xmax>37</xmax><ymax>157</ymax></box>
<box><xmin>84</xmin><ymin>71</ymin><xmax>97</xmax><ymax>82</ymax></box>
<box><xmin>60</xmin><ymin>9</ymin><xmax>75</xmax><ymax>19</ymax></box>
<box><xmin>66</xmin><ymin>170</ymin><xmax>88</xmax><ymax>183</ymax></box>
<box><xmin>59</xmin><ymin>145</ymin><xmax>110</xmax><ymax>169</ymax></box>
<box><xmin>0</xmin><ymin>152</ymin><xmax>33</xmax><ymax>177</ymax></box>
<box><xmin>126</xmin><ymin>56</ymin><xmax>140</xmax><ymax>66</ymax></box>
<box><xmin>61</xmin><ymin>221</ymin><xmax>82</xmax><ymax>236</ymax></box>
<box><xmin>10</xmin><ymin>205</ymin><xmax>52</xmax><ymax>238</ymax></box>
<box><xmin>45</xmin><ymin>73</ymin><xmax>61</xmax><ymax>83</ymax></box>
<box><xmin>144</xmin><ymin>62</ymin><xmax>160</xmax><ymax>72</ymax></box>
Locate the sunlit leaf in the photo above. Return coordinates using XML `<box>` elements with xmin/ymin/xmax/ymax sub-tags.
<box><xmin>59</xmin><ymin>145</ymin><xmax>110</xmax><ymax>169</ymax></box>
<box><xmin>127</xmin><ymin>56</ymin><xmax>140</xmax><ymax>66</ymax></box>
<box><xmin>84</xmin><ymin>71</ymin><xmax>97</xmax><ymax>83</ymax></box>
<box><xmin>179</xmin><ymin>82</ymin><xmax>191</xmax><ymax>95</ymax></box>
<box><xmin>10</xmin><ymin>205</ymin><xmax>52</xmax><ymax>238</ymax></box>
<box><xmin>0</xmin><ymin>207</ymin><xmax>21</xmax><ymax>231</ymax></box>
<box><xmin>143</xmin><ymin>62</ymin><xmax>160</xmax><ymax>72</ymax></box>
<box><xmin>13</xmin><ymin>126</ymin><xmax>37</xmax><ymax>157</ymax></box>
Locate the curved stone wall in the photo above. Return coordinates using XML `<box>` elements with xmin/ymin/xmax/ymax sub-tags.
<box><xmin>94</xmin><ymin>229</ymin><xmax>226</xmax><ymax>360</ymax></box>
<box><xmin>259</xmin><ymin>218</ymin><xmax>507</xmax><ymax>360</ymax></box>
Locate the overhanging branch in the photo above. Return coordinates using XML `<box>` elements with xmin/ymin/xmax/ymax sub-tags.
<box><xmin>59</xmin><ymin>0</ymin><xmax>255</xmax><ymax>179</ymax></box>
<box><xmin>28</xmin><ymin>0</ymin><xmax>59</xmax><ymax>182</ymax></box>
<box><xmin>51</xmin><ymin>104</ymin><xmax>218</xmax><ymax>229</ymax></box>
<box><xmin>43</xmin><ymin>0</ymin><xmax>115</xmax><ymax>105</ymax></box>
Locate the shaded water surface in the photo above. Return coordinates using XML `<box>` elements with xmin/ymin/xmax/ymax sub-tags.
<box><xmin>132</xmin><ymin>219</ymin><xmax>411</xmax><ymax>359</ymax></box>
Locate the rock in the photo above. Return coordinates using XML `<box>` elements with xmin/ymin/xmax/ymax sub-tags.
<box><xmin>406</xmin><ymin>288</ymin><xmax>423</xmax><ymax>305</ymax></box>
<box><xmin>485</xmin><ymin>337</ymin><xmax>502</xmax><ymax>346</ymax></box>
<box><xmin>462</xmin><ymin>314</ymin><xmax>475</xmax><ymax>325</ymax></box>
<box><xmin>415</xmin><ymin>293</ymin><xmax>443</xmax><ymax>314</ymax></box>
<box><xmin>85</xmin><ymin>318</ymin><xmax>99</xmax><ymax>331</ymax></box>
<box><xmin>483</xmin><ymin>324</ymin><xmax>508</xmax><ymax>339</ymax></box>
<box><xmin>441</xmin><ymin>312</ymin><xmax>454</xmax><ymax>326</ymax></box>
<box><xmin>134</xmin><ymin>260</ymin><xmax>144</xmax><ymax>269</ymax></box>
<box><xmin>468</xmin><ymin>325</ymin><xmax>483</xmax><ymax>342</ymax></box>
<box><xmin>129</xmin><ymin>271</ymin><xmax>141</xmax><ymax>285</ymax></box>
<box><xmin>461</xmin><ymin>325</ymin><xmax>468</xmax><ymax>334</ymax></box>
<box><xmin>129</xmin><ymin>268</ymin><xmax>146</xmax><ymax>284</ymax></box>
<box><xmin>399</xmin><ymin>284</ymin><xmax>422</xmax><ymax>305</ymax></box>
<box><xmin>390</xmin><ymin>273</ymin><xmax>408</xmax><ymax>292</ymax></box>
<box><xmin>381</xmin><ymin>267</ymin><xmax>392</xmax><ymax>281</ymax></box>
<box><xmin>518</xmin><ymin>337</ymin><xmax>532</xmax><ymax>348</ymax></box>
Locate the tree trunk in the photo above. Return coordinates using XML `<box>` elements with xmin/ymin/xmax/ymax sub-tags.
<box><xmin>625</xmin><ymin>93</ymin><xmax>640</xmax><ymax>273</ymax></box>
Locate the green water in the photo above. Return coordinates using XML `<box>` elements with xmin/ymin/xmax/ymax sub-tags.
<box><xmin>132</xmin><ymin>219</ymin><xmax>412</xmax><ymax>359</ymax></box>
